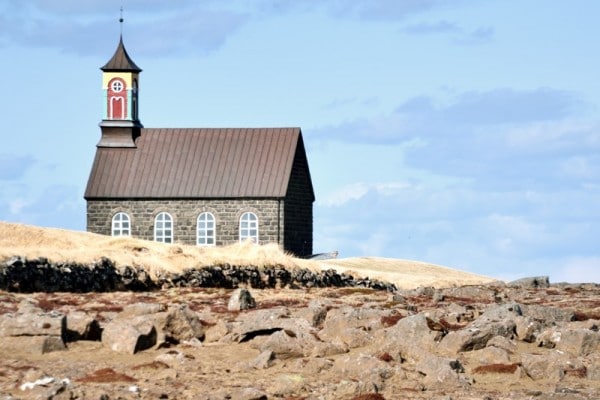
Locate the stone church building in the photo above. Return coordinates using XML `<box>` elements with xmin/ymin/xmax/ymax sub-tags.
<box><xmin>84</xmin><ymin>36</ymin><xmax>314</xmax><ymax>257</ymax></box>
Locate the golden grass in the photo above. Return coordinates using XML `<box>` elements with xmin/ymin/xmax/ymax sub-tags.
<box><xmin>0</xmin><ymin>221</ymin><xmax>497</xmax><ymax>289</ymax></box>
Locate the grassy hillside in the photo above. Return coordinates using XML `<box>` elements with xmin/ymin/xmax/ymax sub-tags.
<box><xmin>0</xmin><ymin>221</ymin><xmax>496</xmax><ymax>289</ymax></box>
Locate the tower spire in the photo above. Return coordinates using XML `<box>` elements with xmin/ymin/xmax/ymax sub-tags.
<box><xmin>119</xmin><ymin>6</ymin><xmax>124</xmax><ymax>36</ymax></box>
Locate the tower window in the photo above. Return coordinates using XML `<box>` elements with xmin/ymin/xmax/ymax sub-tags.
<box><xmin>239</xmin><ymin>212</ymin><xmax>258</xmax><ymax>244</ymax></box>
<box><xmin>197</xmin><ymin>212</ymin><xmax>216</xmax><ymax>246</ymax></box>
<box><xmin>111</xmin><ymin>80</ymin><xmax>123</xmax><ymax>92</ymax></box>
<box><xmin>111</xmin><ymin>212</ymin><xmax>130</xmax><ymax>236</ymax></box>
<box><xmin>154</xmin><ymin>212</ymin><xmax>173</xmax><ymax>243</ymax></box>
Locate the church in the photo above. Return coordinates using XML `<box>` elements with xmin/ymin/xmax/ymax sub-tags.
<box><xmin>84</xmin><ymin>35</ymin><xmax>315</xmax><ymax>257</ymax></box>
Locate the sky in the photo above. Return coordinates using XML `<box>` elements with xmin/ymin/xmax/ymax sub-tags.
<box><xmin>1</xmin><ymin>0</ymin><xmax>599</xmax><ymax>283</ymax></box>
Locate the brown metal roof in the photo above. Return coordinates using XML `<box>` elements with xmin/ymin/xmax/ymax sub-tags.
<box><xmin>101</xmin><ymin>36</ymin><xmax>142</xmax><ymax>72</ymax></box>
<box><xmin>84</xmin><ymin>127</ymin><xmax>312</xmax><ymax>199</ymax></box>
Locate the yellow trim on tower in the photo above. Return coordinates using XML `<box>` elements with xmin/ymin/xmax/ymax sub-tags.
<box><xmin>102</xmin><ymin>72</ymin><xmax>138</xmax><ymax>89</ymax></box>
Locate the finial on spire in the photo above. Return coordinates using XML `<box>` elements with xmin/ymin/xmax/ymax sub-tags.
<box><xmin>119</xmin><ymin>6</ymin><xmax>124</xmax><ymax>35</ymax></box>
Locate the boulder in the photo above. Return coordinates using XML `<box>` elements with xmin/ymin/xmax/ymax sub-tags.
<box><xmin>331</xmin><ymin>353</ymin><xmax>393</xmax><ymax>392</ymax></box>
<box><xmin>556</xmin><ymin>329</ymin><xmax>600</xmax><ymax>356</ymax></box>
<box><xmin>102</xmin><ymin>315</ymin><xmax>157</xmax><ymax>354</ymax></box>
<box><xmin>65</xmin><ymin>311</ymin><xmax>101</xmax><ymax>342</ymax></box>
<box><xmin>416</xmin><ymin>353</ymin><xmax>468</xmax><ymax>389</ymax></box>
<box><xmin>514</xmin><ymin>315</ymin><xmax>541</xmax><ymax>343</ymax></box>
<box><xmin>508</xmin><ymin>276</ymin><xmax>550</xmax><ymax>288</ymax></box>
<box><xmin>520</xmin><ymin>351</ymin><xmax>569</xmax><ymax>381</ymax></box>
<box><xmin>204</xmin><ymin>320</ymin><xmax>230</xmax><ymax>343</ymax></box>
<box><xmin>0</xmin><ymin>310</ymin><xmax>65</xmax><ymax>338</ymax></box>
<box><xmin>248</xmin><ymin>350</ymin><xmax>275</xmax><ymax>369</ymax></box>
<box><xmin>0</xmin><ymin>335</ymin><xmax>66</xmax><ymax>354</ymax></box>
<box><xmin>0</xmin><ymin>309</ymin><xmax>67</xmax><ymax>353</ymax></box>
<box><xmin>381</xmin><ymin>314</ymin><xmax>444</xmax><ymax>362</ymax></box>
<box><xmin>224</xmin><ymin>308</ymin><xmax>314</xmax><ymax>344</ymax></box>
<box><xmin>486</xmin><ymin>335</ymin><xmax>518</xmax><ymax>353</ymax></box>
<box><xmin>256</xmin><ymin>329</ymin><xmax>310</xmax><ymax>359</ymax></box>
<box><xmin>439</xmin><ymin>303</ymin><xmax>520</xmax><ymax>353</ymax></box>
<box><xmin>228</xmin><ymin>288</ymin><xmax>256</xmax><ymax>311</ymax></box>
<box><xmin>152</xmin><ymin>304</ymin><xmax>205</xmax><ymax>346</ymax></box>
<box><xmin>319</xmin><ymin>306</ymin><xmax>386</xmax><ymax>348</ymax></box>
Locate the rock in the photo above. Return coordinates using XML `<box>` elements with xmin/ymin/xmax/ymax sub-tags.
<box><xmin>381</xmin><ymin>314</ymin><xmax>444</xmax><ymax>362</ymax></box>
<box><xmin>249</xmin><ymin>350</ymin><xmax>275</xmax><ymax>369</ymax></box>
<box><xmin>440</xmin><ymin>285</ymin><xmax>497</xmax><ymax>303</ymax></box>
<box><xmin>0</xmin><ymin>335</ymin><xmax>66</xmax><ymax>354</ymax></box>
<box><xmin>256</xmin><ymin>329</ymin><xmax>311</xmax><ymax>359</ymax></box>
<box><xmin>152</xmin><ymin>304</ymin><xmax>205</xmax><ymax>346</ymax></box>
<box><xmin>556</xmin><ymin>329</ymin><xmax>600</xmax><ymax>356</ymax></box>
<box><xmin>155</xmin><ymin>350</ymin><xmax>193</xmax><ymax>367</ymax></box>
<box><xmin>508</xmin><ymin>276</ymin><xmax>550</xmax><ymax>288</ymax></box>
<box><xmin>416</xmin><ymin>353</ymin><xmax>468</xmax><ymax>389</ymax></box>
<box><xmin>535</xmin><ymin>327</ymin><xmax>600</xmax><ymax>357</ymax></box>
<box><xmin>65</xmin><ymin>311</ymin><xmax>101</xmax><ymax>342</ymax></box>
<box><xmin>521</xmin><ymin>351</ymin><xmax>569</xmax><ymax>381</ymax></box>
<box><xmin>515</xmin><ymin>315</ymin><xmax>541</xmax><ymax>342</ymax></box>
<box><xmin>486</xmin><ymin>335</ymin><xmax>518</xmax><ymax>353</ymax></box>
<box><xmin>319</xmin><ymin>306</ymin><xmax>386</xmax><ymax>348</ymax></box>
<box><xmin>204</xmin><ymin>320</ymin><xmax>230</xmax><ymax>343</ymax></box>
<box><xmin>472</xmin><ymin>346</ymin><xmax>511</xmax><ymax>365</ymax></box>
<box><xmin>440</xmin><ymin>303</ymin><xmax>521</xmax><ymax>353</ymax></box>
<box><xmin>294</xmin><ymin>299</ymin><xmax>330</xmax><ymax>327</ymax></box>
<box><xmin>0</xmin><ymin>308</ymin><xmax>67</xmax><ymax>353</ymax></box>
<box><xmin>0</xmin><ymin>310</ymin><xmax>65</xmax><ymax>337</ymax></box>
<box><xmin>332</xmin><ymin>353</ymin><xmax>393</xmax><ymax>392</ymax></box>
<box><xmin>228</xmin><ymin>288</ymin><xmax>256</xmax><ymax>311</ymax></box>
<box><xmin>311</xmin><ymin>340</ymin><xmax>349</xmax><ymax>357</ymax></box>
<box><xmin>102</xmin><ymin>315</ymin><xmax>157</xmax><ymax>354</ymax></box>
<box><xmin>224</xmin><ymin>308</ymin><xmax>314</xmax><ymax>345</ymax></box>
<box><xmin>521</xmin><ymin>304</ymin><xmax>575</xmax><ymax>324</ymax></box>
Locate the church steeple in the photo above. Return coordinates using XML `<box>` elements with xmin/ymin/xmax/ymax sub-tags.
<box><xmin>98</xmin><ymin>15</ymin><xmax>142</xmax><ymax>148</ymax></box>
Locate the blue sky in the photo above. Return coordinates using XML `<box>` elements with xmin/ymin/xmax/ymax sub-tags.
<box><xmin>1</xmin><ymin>0</ymin><xmax>599</xmax><ymax>282</ymax></box>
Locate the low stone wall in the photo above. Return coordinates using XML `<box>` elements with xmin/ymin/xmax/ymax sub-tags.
<box><xmin>0</xmin><ymin>257</ymin><xmax>396</xmax><ymax>293</ymax></box>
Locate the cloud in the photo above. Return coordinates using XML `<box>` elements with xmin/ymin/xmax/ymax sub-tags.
<box><xmin>0</xmin><ymin>183</ymin><xmax>85</xmax><ymax>230</ymax></box>
<box><xmin>401</xmin><ymin>20</ymin><xmax>493</xmax><ymax>44</ymax></box>
<box><xmin>553</xmin><ymin>257</ymin><xmax>600</xmax><ymax>283</ymax></box>
<box><xmin>326</xmin><ymin>0</ymin><xmax>453</xmax><ymax>21</ymax></box>
<box><xmin>314</xmin><ymin>176</ymin><xmax>600</xmax><ymax>280</ymax></box>
<box><xmin>0</xmin><ymin>1</ymin><xmax>248</xmax><ymax>56</ymax></box>
<box><xmin>252</xmin><ymin>0</ymin><xmax>469</xmax><ymax>21</ymax></box>
<box><xmin>0</xmin><ymin>154</ymin><xmax>36</xmax><ymax>180</ymax></box>
<box><xmin>310</xmin><ymin>87</ymin><xmax>593</xmax><ymax>190</ymax></box>
<box><xmin>319</xmin><ymin>181</ymin><xmax>412</xmax><ymax>206</ymax></box>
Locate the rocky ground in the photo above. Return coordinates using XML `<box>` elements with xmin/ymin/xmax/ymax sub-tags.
<box><xmin>1</xmin><ymin>276</ymin><xmax>600</xmax><ymax>400</ymax></box>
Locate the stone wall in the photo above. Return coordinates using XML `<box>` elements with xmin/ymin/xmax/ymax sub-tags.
<box><xmin>87</xmin><ymin>198</ymin><xmax>283</xmax><ymax>247</ymax></box>
<box><xmin>283</xmin><ymin>139</ymin><xmax>314</xmax><ymax>256</ymax></box>
<box><xmin>0</xmin><ymin>256</ymin><xmax>396</xmax><ymax>292</ymax></box>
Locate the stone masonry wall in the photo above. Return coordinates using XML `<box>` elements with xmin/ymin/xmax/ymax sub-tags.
<box><xmin>87</xmin><ymin>198</ymin><xmax>283</xmax><ymax>247</ymax></box>
<box><xmin>284</xmin><ymin>139</ymin><xmax>314</xmax><ymax>257</ymax></box>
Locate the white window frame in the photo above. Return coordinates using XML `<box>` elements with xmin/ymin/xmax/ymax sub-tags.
<box><xmin>111</xmin><ymin>212</ymin><xmax>131</xmax><ymax>237</ymax></box>
<box><xmin>154</xmin><ymin>212</ymin><xmax>173</xmax><ymax>243</ymax></box>
<box><xmin>197</xmin><ymin>212</ymin><xmax>216</xmax><ymax>246</ymax></box>
<box><xmin>239</xmin><ymin>212</ymin><xmax>258</xmax><ymax>244</ymax></box>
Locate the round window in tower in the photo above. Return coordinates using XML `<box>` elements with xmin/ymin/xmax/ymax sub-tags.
<box><xmin>111</xmin><ymin>80</ymin><xmax>124</xmax><ymax>93</ymax></box>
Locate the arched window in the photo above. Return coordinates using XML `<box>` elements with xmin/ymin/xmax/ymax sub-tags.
<box><xmin>154</xmin><ymin>212</ymin><xmax>173</xmax><ymax>243</ymax></box>
<box><xmin>111</xmin><ymin>212</ymin><xmax>130</xmax><ymax>236</ymax></box>
<box><xmin>197</xmin><ymin>212</ymin><xmax>215</xmax><ymax>246</ymax></box>
<box><xmin>239</xmin><ymin>212</ymin><xmax>258</xmax><ymax>244</ymax></box>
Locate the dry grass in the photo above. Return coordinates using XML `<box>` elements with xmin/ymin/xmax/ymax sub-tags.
<box><xmin>472</xmin><ymin>363</ymin><xmax>520</xmax><ymax>374</ymax></box>
<box><xmin>0</xmin><ymin>221</ymin><xmax>497</xmax><ymax>290</ymax></box>
<box><xmin>76</xmin><ymin>368</ymin><xmax>136</xmax><ymax>383</ymax></box>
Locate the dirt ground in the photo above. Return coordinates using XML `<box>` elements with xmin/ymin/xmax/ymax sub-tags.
<box><xmin>1</xmin><ymin>286</ymin><xmax>599</xmax><ymax>400</ymax></box>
